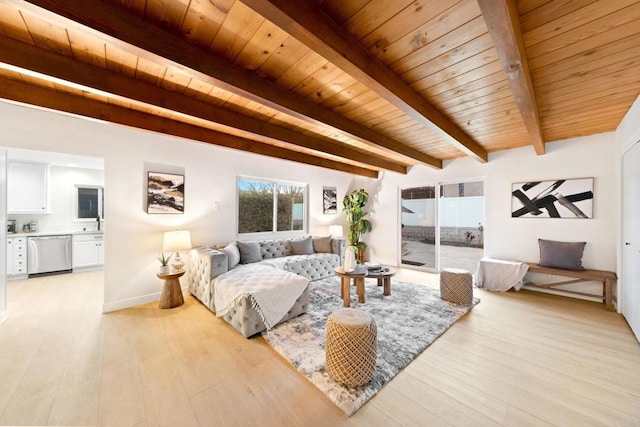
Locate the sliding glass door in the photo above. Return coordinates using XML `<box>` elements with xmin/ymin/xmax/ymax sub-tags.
<box><xmin>400</xmin><ymin>185</ymin><xmax>437</xmax><ymax>269</ymax></box>
<box><xmin>400</xmin><ymin>180</ymin><xmax>484</xmax><ymax>272</ymax></box>
<box><xmin>439</xmin><ymin>180</ymin><xmax>484</xmax><ymax>272</ymax></box>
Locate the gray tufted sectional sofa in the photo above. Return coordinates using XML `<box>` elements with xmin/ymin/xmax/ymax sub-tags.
<box><xmin>188</xmin><ymin>236</ymin><xmax>346</xmax><ymax>337</ymax></box>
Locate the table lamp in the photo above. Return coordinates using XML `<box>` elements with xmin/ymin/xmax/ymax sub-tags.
<box><xmin>328</xmin><ymin>225</ymin><xmax>344</xmax><ymax>237</ymax></box>
<box><xmin>163</xmin><ymin>230</ymin><xmax>192</xmax><ymax>272</ymax></box>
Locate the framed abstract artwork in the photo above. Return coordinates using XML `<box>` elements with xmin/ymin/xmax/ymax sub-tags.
<box><xmin>147</xmin><ymin>172</ymin><xmax>185</xmax><ymax>214</ymax></box>
<box><xmin>323</xmin><ymin>186</ymin><xmax>337</xmax><ymax>214</ymax></box>
<box><xmin>511</xmin><ymin>178</ymin><xmax>593</xmax><ymax>218</ymax></box>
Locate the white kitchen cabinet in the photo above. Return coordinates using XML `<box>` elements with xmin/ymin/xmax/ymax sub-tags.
<box><xmin>72</xmin><ymin>233</ymin><xmax>104</xmax><ymax>268</ymax></box>
<box><xmin>7</xmin><ymin>236</ymin><xmax>28</xmax><ymax>277</ymax></box>
<box><xmin>7</xmin><ymin>161</ymin><xmax>49</xmax><ymax>214</ymax></box>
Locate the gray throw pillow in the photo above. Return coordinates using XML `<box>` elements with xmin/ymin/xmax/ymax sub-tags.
<box><xmin>222</xmin><ymin>242</ymin><xmax>240</xmax><ymax>269</ymax></box>
<box><xmin>312</xmin><ymin>236</ymin><xmax>332</xmax><ymax>253</ymax></box>
<box><xmin>538</xmin><ymin>239</ymin><xmax>586</xmax><ymax>270</ymax></box>
<box><xmin>291</xmin><ymin>236</ymin><xmax>314</xmax><ymax>255</ymax></box>
<box><xmin>236</xmin><ymin>241</ymin><xmax>262</xmax><ymax>264</ymax></box>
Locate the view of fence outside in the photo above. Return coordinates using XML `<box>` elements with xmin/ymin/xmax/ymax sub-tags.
<box><xmin>238</xmin><ymin>179</ymin><xmax>305</xmax><ymax>234</ymax></box>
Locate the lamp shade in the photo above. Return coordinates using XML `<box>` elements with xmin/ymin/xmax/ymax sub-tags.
<box><xmin>328</xmin><ymin>225</ymin><xmax>344</xmax><ymax>237</ymax></box>
<box><xmin>163</xmin><ymin>230</ymin><xmax>192</xmax><ymax>252</ymax></box>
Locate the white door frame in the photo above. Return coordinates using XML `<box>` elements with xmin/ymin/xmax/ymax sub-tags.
<box><xmin>0</xmin><ymin>149</ymin><xmax>8</xmax><ymax>323</ymax></box>
<box><xmin>621</xmin><ymin>140</ymin><xmax>640</xmax><ymax>340</ymax></box>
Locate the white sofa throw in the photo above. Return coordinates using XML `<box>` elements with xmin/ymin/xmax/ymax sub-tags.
<box><xmin>214</xmin><ymin>263</ymin><xmax>309</xmax><ymax>329</ymax></box>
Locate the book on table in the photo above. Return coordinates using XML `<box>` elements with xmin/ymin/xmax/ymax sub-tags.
<box><xmin>365</xmin><ymin>262</ymin><xmax>381</xmax><ymax>271</ymax></box>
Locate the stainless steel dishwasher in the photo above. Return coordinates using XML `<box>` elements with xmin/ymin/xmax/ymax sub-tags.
<box><xmin>27</xmin><ymin>235</ymin><xmax>73</xmax><ymax>276</ymax></box>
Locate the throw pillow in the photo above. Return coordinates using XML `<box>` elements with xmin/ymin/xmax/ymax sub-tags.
<box><xmin>538</xmin><ymin>239</ymin><xmax>586</xmax><ymax>270</ymax></box>
<box><xmin>291</xmin><ymin>236</ymin><xmax>314</xmax><ymax>255</ymax></box>
<box><xmin>222</xmin><ymin>242</ymin><xmax>240</xmax><ymax>269</ymax></box>
<box><xmin>236</xmin><ymin>241</ymin><xmax>262</xmax><ymax>264</ymax></box>
<box><xmin>312</xmin><ymin>236</ymin><xmax>332</xmax><ymax>253</ymax></box>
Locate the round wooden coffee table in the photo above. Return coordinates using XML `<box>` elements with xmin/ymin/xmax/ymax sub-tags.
<box><xmin>334</xmin><ymin>266</ymin><xmax>367</xmax><ymax>307</ymax></box>
<box><xmin>156</xmin><ymin>270</ymin><xmax>185</xmax><ymax>309</ymax></box>
<box><xmin>366</xmin><ymin>267</ymin><xmax>396</xmax><ymax>296</ymax></box>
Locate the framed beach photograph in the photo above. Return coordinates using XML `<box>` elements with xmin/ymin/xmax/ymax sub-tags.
<box><xmin>147</xmin><ymin>171</ymin><xmax>185</xmax><ymax>214</ymax></box>
<box><xmin>511</xmin><ymin>178</ymin><xmax>593</xmax><ymax>219</ymax></box>
<box><xmin>323</xmin><ymin>186</ymin><xmax>337</xmax><ymax>214</ymax></box>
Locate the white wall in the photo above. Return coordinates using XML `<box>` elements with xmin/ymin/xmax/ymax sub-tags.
<box><xmin>368</xmin><ymin>133</ymin><xmax>616</xmax><ymax>274</ymax></box>
<box><xmin>0</xmin><ymin>101</ymin><xmax>356</xmax><ymax>311</ymax></box>
<box><xmin>616</xmin><ymin>95</ymin><xmax>640</xmax><ymax>154</ymax></box>
<box><xmin>8</xmin><ymin>166</ymin><xmax>103</xmax><ymax>233</ymax></box>
<box><xmin>0</xmin><ymin>100</ymin><xmax>620</xmax><ymax>310</ymax></box>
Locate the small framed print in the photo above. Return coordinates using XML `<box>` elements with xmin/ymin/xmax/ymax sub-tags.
<box><xmin>323</xmin><ymin>186</ymin><xmax>337</xmax><ymax>214</ymax></box>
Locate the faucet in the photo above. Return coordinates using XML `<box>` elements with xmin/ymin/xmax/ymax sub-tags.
<box><xmin>96</xmin><ymin>214</ymin><xmax>101</xmax><ymax>231</ymax></box>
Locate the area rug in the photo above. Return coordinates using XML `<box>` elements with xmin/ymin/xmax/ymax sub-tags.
<box><xmin>261</xmin><ymin>276</ymin><xmax>479</xmax><ymax>416</ymax></box>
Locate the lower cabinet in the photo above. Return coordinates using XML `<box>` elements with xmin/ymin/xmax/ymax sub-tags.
<box><xmin>7</xmin><ymin>236</ymin><xmax>27</xmax><ymax>277</ymax></box>
<box><xmin>72</xmin><ymin>233</ymin><xmax>104</xmax><ymax>268</ymax></box>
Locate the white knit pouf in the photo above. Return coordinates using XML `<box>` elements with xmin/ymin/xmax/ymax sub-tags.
<box><xmin>325</xmin><ymin>308</ymin><xmax>377</xmax><ymax>386</ymax></box>
<box><xmin>440</xmin><ymin>268</ymin><xmax>473</xmax><ymax>304</ymax></box>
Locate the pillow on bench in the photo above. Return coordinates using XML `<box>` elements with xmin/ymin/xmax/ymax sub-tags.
<box><xmin>538</xmin><ymin>238</ymin><xmax>586</xmax><ymax>270</ymax></box>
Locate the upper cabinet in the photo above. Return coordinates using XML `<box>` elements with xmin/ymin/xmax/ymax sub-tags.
<box><xmin>7</xmin><ymin>161</ymin><xmax>49</xmax><ymax>214</ymax></box>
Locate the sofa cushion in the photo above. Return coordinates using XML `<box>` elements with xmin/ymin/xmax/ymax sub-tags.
<box><xmin>538</xmin><ymin>239</ymin><xmax>586</xmax><ymax>270</ymax></box>
<box><xmin>264</xmin><ymin>253</ymin><xmax>340</xmax><ymax>281</ymax></box>
<box><xmin>237</xmin><ymin>241</ymin><xmax>262</xmax><ymax>264</ymax></box>
<box><xmin>260</xmin><ymin>240</ymin><xmax>292</xmax><ymax>259</ymax></box>
<box><xmin>312</xmin><ymin>236</ymin><xmax>332</xmax><ymax>253</ymax></box>
<box><xmin>291</xmin><ymin>236</ymin><xmax>314</xmax><ymax>255</ymax></box>
<box><xmin>222</xmin><ymin>242</ymin><xmax>240</xmax><ymax>269</ymax></box>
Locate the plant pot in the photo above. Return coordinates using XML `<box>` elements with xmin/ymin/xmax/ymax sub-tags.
<box><xmin>159</xmin><ymin>265</ymin><xmax>170</xmax><ymax>274</ymax></box>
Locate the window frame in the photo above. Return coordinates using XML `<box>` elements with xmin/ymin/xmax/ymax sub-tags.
<box><xmin>236</xmin><ymin>175</ymin><xmax>308</xmax><ymax>237</ymax></box>
<box><xmin>74</xmin><ymin>184</ymin><xmax>105</xmax><ymax>222</ymax></box>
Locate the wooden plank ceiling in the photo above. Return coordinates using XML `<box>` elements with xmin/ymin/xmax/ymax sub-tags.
<box><xmin>0</xmin><ymin>0</ymin><xmax>638</xmax><ymax>177</ymax></box>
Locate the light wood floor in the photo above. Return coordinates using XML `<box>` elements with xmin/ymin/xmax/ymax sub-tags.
<box><xmin>0</xmin><ymin>269</ymin><xmax>638</xmax><ymax>426</ymax></box>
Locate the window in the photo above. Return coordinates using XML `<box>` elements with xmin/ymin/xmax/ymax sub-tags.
<box><xmin>75</xmin><ymin>185</ymin><xmax>104</xmax><ymax>220</ymax></box>
<box><xmin>237</xmin><ymin>177</ymin><xmax>306</xmax><ymax>234</ymax></box>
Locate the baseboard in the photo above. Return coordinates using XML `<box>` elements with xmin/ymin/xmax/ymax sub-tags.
<box><xmin>102</xmin><ymin>286</ymin><xmax>190</xmax><ymax>313</ymax></box>
<box><xmin>0</xmin><ymin>310</ymin><xmax>8</xmax><ymax>324</ymax></box>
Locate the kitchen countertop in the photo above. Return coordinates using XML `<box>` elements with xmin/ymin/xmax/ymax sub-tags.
<box><xmin>8</xmin><ymin>230</ymin><xmax>104</xmax><ymax>237</ymax></box>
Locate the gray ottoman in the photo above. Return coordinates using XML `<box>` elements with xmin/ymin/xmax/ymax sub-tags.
<box><xmin>325</xmin><ymin>308</ymin><xmax>377</xmax><ymax>386</ymax></box>
<box><xmin>440</xmin><ymin>268</ymin><xmax>473</xmax><ymax>304</ymax></box>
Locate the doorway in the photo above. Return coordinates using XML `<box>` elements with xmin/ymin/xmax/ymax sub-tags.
<box><xmin>400</xmin><ymin>180</ymin><xmax>484</xmax><ymax>272</ymax></box>
<box><xmin>1</xmin><ymin>148</ymin><xmax>105</xmax><ymax>319</ymax></box>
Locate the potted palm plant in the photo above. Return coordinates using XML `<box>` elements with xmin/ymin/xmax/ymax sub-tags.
<box><xmin>343</xmin><ymin>188</ymin><xmax>372</xmax><ymax>262</ymax></box>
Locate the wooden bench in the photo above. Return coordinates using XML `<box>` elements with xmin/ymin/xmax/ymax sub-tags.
<box><xmin>524</xmin><ymin>263</ymin><xmax>616</xmax><ymax>311</ymax></box>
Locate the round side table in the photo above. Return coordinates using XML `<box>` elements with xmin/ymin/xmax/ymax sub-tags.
<box><xmin>157</xmin><ymin>270</ymin><xmax>185</xmax><ymax>309</ymax></box>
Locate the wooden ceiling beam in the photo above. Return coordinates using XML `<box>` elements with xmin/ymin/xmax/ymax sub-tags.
<box><xmin>0</xmin><ymin>77</ymin><xmax>378</xmax><ymax>178</ymax></box>
<box><xmin>240</xmin><ymin>0</ymin><xmax>488</xmax><ymax>163</ymax></box>
<box><xmin>477</xmin><ymin>0</ymin><xmax>545</xmax><ymax>155</ymax></box>
<box><xmin>0</xmin><ymin>36</ymin><xmax>405</xmax><ymax>174</ymax></box>
<box><xmin>10</xmin><ymin>0</ymin><xmax>441</xmax><ymax>169</ymax></box>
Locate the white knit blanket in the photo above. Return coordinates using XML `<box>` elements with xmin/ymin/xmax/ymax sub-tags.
<box><xmin>476</xmin><ymin>257</ymin><xmax>530</xmax><ymax>291</ymax></box>
<box><xmin>213</xmin><ymin>263</ymin><xmax>309</xmax><ymax>329</ymax></box>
